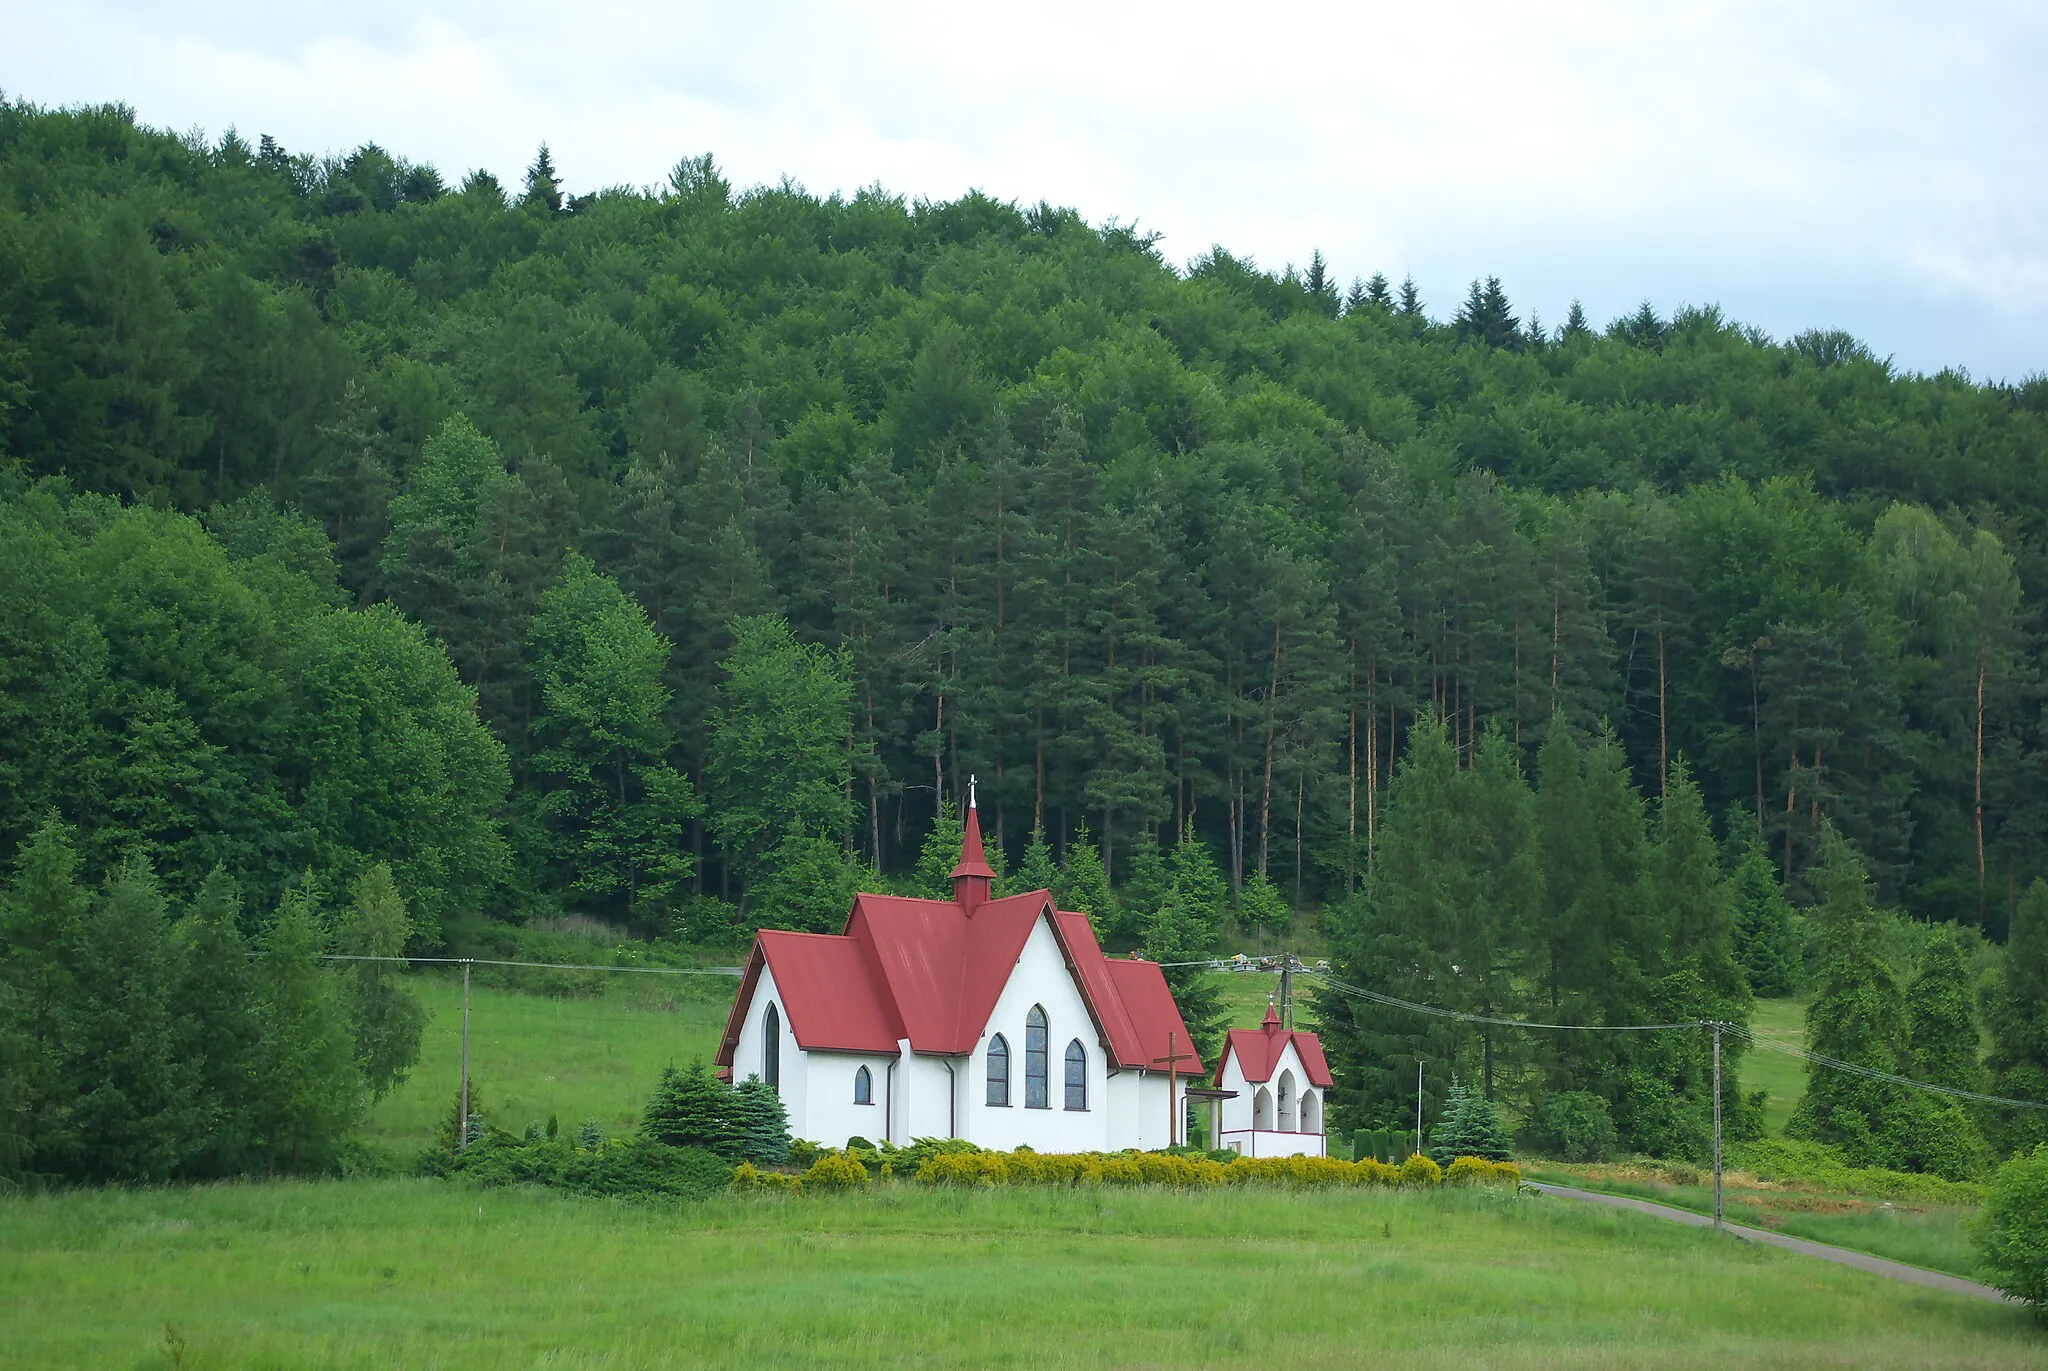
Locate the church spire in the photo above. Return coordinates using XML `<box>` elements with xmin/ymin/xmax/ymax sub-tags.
<box><xmin>951</xmin><ymin>775</ymin><xmax>995</xmax><ymax>911</ymax></box>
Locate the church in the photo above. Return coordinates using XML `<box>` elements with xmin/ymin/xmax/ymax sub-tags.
<box><xmin>716</xmin><ymin>798</ymin><xmax>1202</xmax><ymax>1152</ymax></box>
<box><xmin>1211</xmin><ymin>1003</ymin><xmax>1332</xmax><ymax>1157</ymax></box>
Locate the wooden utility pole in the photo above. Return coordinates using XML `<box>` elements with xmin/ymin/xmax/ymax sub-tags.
<box><xmin>1711</xmin><ymin>1022</ymin><xmax>1724</xmax><ymax>1232</ymax></box>
<box><xmin>1279</xmin><ymin>957</ymin><xmax>1294</xmax><ymax>1031</ymax></box>
<box><xmin>1153</xmin><ymin>1032</ymin><xmax>1194</xmax><ymax>1147</ymax></box>
<box><xmin>459</xmin><ymin>959</ymin><xmax>472</xmax><ymax>1150</ymax></box>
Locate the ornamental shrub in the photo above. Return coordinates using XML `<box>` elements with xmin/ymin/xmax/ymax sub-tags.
<box><xmin>1522</xmin><ymin>1090</ymin><xmax>1619</xmax><ymax>1162</ymax></box>
<box><xmin>1974</xmin><ymin>1145</ymin><xmax>2048</xmax><ymax>1312</ymax></box>
<box><xmin>803</xmin><ymin>1150</ymin><xmax>871</xmax><ymax>1191</ymax></box>
<box><xmin>640</xmin><ymin>1061</ymin><xmax>737</xmax><ymax>1158</ymax></box>
<box><xmin>1398</xmin><ymin>1153</ymin><xmax>1442</xmax><ymax>1187</ymax></box>
<box><xmin>732</xmin><ymin>1161</ymin><xmax>802</xmax><ymax>1194</ymax></box>
<box><xmin>730</xmin><ymin>1074</ymin><xmax>791</xmax><ymax>1166</ymax></box>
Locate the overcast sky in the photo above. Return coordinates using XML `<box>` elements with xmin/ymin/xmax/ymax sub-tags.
<box><xmin>7</xmin><ymin>1</ymin><xmax>2046</xmax><ymax>379</ymax></box>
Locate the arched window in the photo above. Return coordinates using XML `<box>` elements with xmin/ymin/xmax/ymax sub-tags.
<box><xmin>1253</xmin><ymin>1085</ymin><xmax>1274</xmax><ymax>1130</ymax></box>
<box><xmin>1277</xmin><ymin>1068</ymin><xmax>1297</xmax><ymax>1131</ymax></box>
<box><xmin>1025</xmin><ymin>1006</ymin><xmax>1049</xmax><ymax>1109</ymax></box>
<box><xmin>1300</xmin><ymin>1087</ymin><xmax>1321</xmax><ymax>1134</ymax></box>
<box><xmin>986</xmin><ymin>1035</ymin><xmax>1010</xmax><ymax>1107</ymax></box>
<box><xmin>854</xmin><ymin>1065</ymin><xmax>872</xmax><ymax>1105</ymax></box>
<box><xmin>1064</xmin><ymin>1040</ymin><xmax>1088</xmax><ymax>1111</ymax></box>
<box><xmin>763</xmin><ymin>1004</ymin><xmax>780</xmax><ymax>1093</ymax></box>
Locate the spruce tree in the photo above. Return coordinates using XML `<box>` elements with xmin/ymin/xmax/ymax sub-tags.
<box><xmin>1426</xmin><ymin>1082</ymin><xmax>1515</xmax><ymax>1166</ymax></box>
<box><xmin>69</xmin><ymin>860</ymin><xmax>202</xmax><ymax>1181</ymax></box>
<box><xmin>1910</xmin><ymin>926</ymin><xmax>1985</xmax><ymax>1091</ymax></box>
<box><xmin>913</xmin><ymin>797</ymin><xmax>966</xmax><ymax>899</ymax></box>
<box><xmin>641</xmin><ymin>1060</ymin><xmax>739</xmax><ymax>1157</ymax></box>
<box><xmin>174</xmin><ymin>865</ymin><xmax>259</xmax><ymax>1176</ymax></box>
<box><xmin>1141</xmin><ymin>824</ymin><xmax>1228</xmax><ymax>1065</ymax></box>
<box><xmin>1984</xmin><ymin>882</ymin><xmax>2048</xmax><ymax>1156</ymax></box>
<box><xmin>1010</xmin><ymin>824</ymin><xmax>1059</xmax><ymax>898</ymax></box>
<box><xmin>731</xmin><ymin>1073</ymin><xmax>791</xmax><ymax>1165</ymax></box>
<box><xmin>522</xmin><ymin>143</ymin><xmax>562</xmax><ymax>213</ymax></box>
<box><xmin>252</xmin><ymin>882</ymin><xmax>361</xmax><ymax>1172</ymax></box>
<box><xmin>1788</xmin><ymin>825</ymin><xmax>1911</xmax><ymax>1169</ymax></box>
<box><xmin>1363</xmin><ymin>271</ymin><xmax>1392</xmax><ymax>311</ymax></box>
<box><xmin>1055</xmin><ymin>826</ymin><xmax>1115</xmax><ymax>931</ymax></box>
<box><xmin>1729</xmin><ymin>827</ymin><xmax>1799</xmax><ymax>996</ymax></box>
<box><xmin>0</xmin><ymin>816</ymin><xmax>90</xmax><ymax>1173</ymax></box>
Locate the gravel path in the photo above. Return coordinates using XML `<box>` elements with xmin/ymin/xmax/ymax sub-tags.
<box><xmin>1526</xmin><ymin>1180</ymin><xmax>2010</xmax><ymax>1304</ymax></box>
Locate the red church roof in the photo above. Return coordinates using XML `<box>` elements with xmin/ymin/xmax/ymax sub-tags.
<box><xmin>1220</xmin><ymin>1003</ymin><xmax>1332</xmax><ymax>1087</ymax></box>
<box><xmin>716</xmin><ymin>806</ymin><xmax>1202</xmax><ymax>1076</ymax></box>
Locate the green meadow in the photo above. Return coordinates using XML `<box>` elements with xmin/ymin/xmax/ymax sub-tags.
<box><xmin>2</xmin><ymin>1180</ymin><xmax>2034</xmax><ymax>1370</ymax></box>
<box><xmin>364</xmin><ymin>970</ymin><xmax>733</xmax><ymax>1154</ymax></box>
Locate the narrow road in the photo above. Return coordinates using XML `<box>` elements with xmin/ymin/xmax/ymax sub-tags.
<box><xmin>1526</xmin><ymin>1181</ymin><xmax>2010</xmax><ymax>1304</ymax></box>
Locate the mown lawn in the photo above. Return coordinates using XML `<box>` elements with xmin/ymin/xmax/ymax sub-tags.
<box><xmin>364</xmin><ymin>971</ymin><xmax>733</xmax><ymax>1155</ymax></box>
<box><xmin>1</xmin><ymin>1180</ymin><xmax>2034</xmax><ymax>1369</ymax></box>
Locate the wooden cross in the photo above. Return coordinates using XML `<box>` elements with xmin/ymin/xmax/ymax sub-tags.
<box><xmin>1154</xmin><ymin>1030</ymin><xmax>1195</xmax><ymax>1147</ymax></box>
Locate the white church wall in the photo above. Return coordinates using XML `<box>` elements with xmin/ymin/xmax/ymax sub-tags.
<box><xmin>961</xmin><ymin>914</ymin><xmax>1110</xmax><ymax>1151</ymax></box>
<box><xmin>798</xmin><ymin>1051</ymin><xmax>896</xmax><ymax>1149</ymax></box>
<box><xmin>729</xmin><ymin>965</ymin><xmax>805</xmax><ymax>1140</ymax></box>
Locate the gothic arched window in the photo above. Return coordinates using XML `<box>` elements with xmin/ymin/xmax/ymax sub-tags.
<box><xmin>986</xmin><ymin>1034</ymin><xmax>1011</xmax><ymax>1106</ymax></box>
<box><xmin>854</xmin><ymin>1065</ymin><xmax>872</xmax><ymax>1105</ymax></box>
<box><xmin>1025</xmin><ymin>1006</ymin><xmax>1049</xmax><ymax>1109</ymax></box>
<box><xmin>1064</xmin><ymin>1039</ymin><xmax>1088</xmax><ymax>1111</ymax></box>
<box><xmin>763</xmin><ymin>1003</ymin><xmax>781</xmax><ymax>1093</ymax></box>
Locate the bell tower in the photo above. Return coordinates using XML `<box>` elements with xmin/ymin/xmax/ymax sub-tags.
<box><xmin>950</xmin><ymin>775</ymin><xmax>996</xmax><ymax>911</ymax></box>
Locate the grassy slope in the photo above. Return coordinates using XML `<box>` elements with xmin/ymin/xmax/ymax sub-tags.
<box><xmin>1746</xmin><ymin>996</ymin><xmax>1812</xmax><ymax>1134</ymax></box>
<box><xmin>364</xmin><ymin>971</ymin><xmax>732</xmax><ymax>1154</ymax></box>
<box><xmin>2</xmin><ymin>1182</ymin><xmax>2034</xmax><ymax>1370</ymax></box>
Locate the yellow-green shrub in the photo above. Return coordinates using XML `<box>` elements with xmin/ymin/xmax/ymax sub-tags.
<box><xmin>732</xmin><ymin>1162</ymin><xmax>802</xmax><ymax>1195</ymax></box>
<box><xmin>1493</xmin><ymin>1160</ymin><xmax>1522</xmax><ymax>1186</ymax></box>
<box><xmin>1399</xmin><ymin>1153</ymin><xmax>1443</xmax><ymax>1187</ymax></box>
<box><xmin>803</xmin><ymin>1151</ymin><xmax>871</xmax><ymax>1191</ymax></box>
<box><xmin>1357</xmin><ymin>1158</ymin><xmax>1400</xmax><ymax>1187</ymax></box>
<box><xmin>1445</xmin><ymin>1155</ymin><xmax>1494</xmax><ymax>1186</ymax></box>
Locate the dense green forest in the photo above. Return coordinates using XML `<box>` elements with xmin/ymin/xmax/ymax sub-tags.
<box><xmin>6</xmin><ymin>95</ymin><xmax>2048</xmax><ymax>1175</ymax></box>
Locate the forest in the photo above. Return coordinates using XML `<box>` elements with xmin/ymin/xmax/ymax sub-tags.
<box><xmin>4</xmin><ymin>97</ymin><xmax>2048</xmax><ymax>1177</ymax></box>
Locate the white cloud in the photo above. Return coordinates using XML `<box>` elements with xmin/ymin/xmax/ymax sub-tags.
<box><xmin>5</xmin><ymin>0</ymin><xmax>2045</xmax><ymax>376</ymax></box>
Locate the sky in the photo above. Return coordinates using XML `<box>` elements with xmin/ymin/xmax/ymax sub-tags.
<box><xmin>6</xmin><ymin>1</ymin><xmax>2047</xmax><ymax>380</ymax></box>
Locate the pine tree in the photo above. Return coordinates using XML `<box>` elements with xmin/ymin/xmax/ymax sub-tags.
<box><xmin>754</xmin><ymin>830</ymin><xmax>864</xmax><ymax>933</ymax></box>
<box><xmin>1235</xmin><ymin>871</ymin><xmax>1290</xmax><ymax>945</ymax></box>
<box><xmin>336</xmin><ymin>864</ymin><xmax>427</xmax><ymax>1103</ymax></box>
<box><xmin>1985</xmin><ymin>882</ymin><xmax>2048</xmax><ymax>1156</ymax></box>
<box><xmin>731</xmin><ymin>1073</ymin><xmax>791</xmax><ymax>1165</ymax></box>
<box><xmin>1396</xmin><ymin>275</ymin><xmax>1423</xmax><ymax>318</ymax></box>
<box><xmin>641</xmin><ymin>1060</ymin><xmax>739</xmax><ymax>1158</ymax></box>
<box><xmin>1562</xmin><ymin>300</ymin><xmax>1591</xmax><ymax>337</ymax></box>
<box><xmin>1342</xmin><ymin>277</ymin><xmax>1367</xmax><ymax>315</ymax></box>
<box><xmin>913</xmin><ymin>797</ymin><xmax>966</xmax><ymax>899</ymax></box>
<box><xmin>1363</xmin><ymin>272</ymin><xmax>1393</xmax><ymax>311</ymax></box>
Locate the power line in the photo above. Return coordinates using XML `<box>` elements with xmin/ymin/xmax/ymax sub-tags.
<box><xmin>1732</xmin><ymin>1028</ymin><xmax>2048</xmax><ymax>1111</ymax></box>
<box><xmin>251</xmin><ymin>952</ymin><xmax>743</xmax><ymax>976</ymax></box>
<box><xmin>1301</xmin><ymin>969</ymin><xmax>1700</xmax><ymax>1032</ymax></box>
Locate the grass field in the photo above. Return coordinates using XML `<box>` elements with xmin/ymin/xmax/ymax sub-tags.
<box><xmin>2</xmin><ymin>1180</ymin><xmax>2035</xmax><ymax>1369</ymax></box>
<box><xmin>1746</xmin><ymin>996</ymin><xmax>1813</xmax><ymax>1133</ymax></box>
<box><xmin>364</xmin><ymin>971</ymin><xmax>733</xmax><ymax>1155</ymax></box>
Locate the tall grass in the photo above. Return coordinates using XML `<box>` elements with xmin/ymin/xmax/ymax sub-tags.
<box><xmin>1</xmin><ymin>1180</ymin><xmax>2034</xmax><ymax>1368</ymax></box>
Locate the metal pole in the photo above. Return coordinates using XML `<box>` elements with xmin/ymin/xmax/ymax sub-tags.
<box><xmin>459</xmin><ymin>959</ymin><xmax>472</xmax><ymax>1151</ymax></box>
<box><xmin>1712</xmin><ymin>1021</ymin><xmax>1724</xmax><ymax>1232</ymax></box>
<box><xmin>1166</xmin><ymin>1031</ymin><xmax>1177</xmax><ymax>1148</ymax></box>
<box><xmin>1415</xmin><ymin>1058</ymin><xmax>1424</xmax><ymax>1156</ymax></box>
<box><xmin>1280</xmin><ymin>958</ymin><xmax>1293</xmax><ymax>1031</ymax></box>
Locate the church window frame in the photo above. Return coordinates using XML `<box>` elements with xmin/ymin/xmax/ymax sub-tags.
<box><xmin>1025</xmin><ymin>1006</ymin><xmax>1049</xmax><ymax>1109</ymax></box>
<box><xmin>986</xmin><ymin>1034</ymin><xmax>1011</xmax><ymax>1107</ymax></box>
<box><xmin>1064</xmin><ymin>1039</ymin><xmax>1088</xmax><ymax>1111</ymax></box>
<box><xmin>763</xmin><ymin>1003</ymin><xmax>781</xmax><ymax>1094</ymax></box>
<box><xmin>854</xmin><ymin>1065</ymin><xmax>872</xmax><ymax>1105</ymax></box>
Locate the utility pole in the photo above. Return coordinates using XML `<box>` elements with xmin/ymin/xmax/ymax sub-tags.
<box><xmin>1711</xmin><ymin>1021</ymin><xmax>1724</xmax><ymax>1232</ymax></box>
<box><xmin>1154</xmin><ymin>1031</ymin><xmax>1194</xmax><ymax>1148</ymax></box>
<box><xmin>459</xmin><ymin>959</ymin><xmax>472</xmax><ymax>1151</ymax></box>
<box><xmin>1279</xmin><ymin>956</ymin><xmax>1293</xmax><ymax>1031</ymax></box>
<box><xmin>1415</xmin><ymin>1058</ymin><xmax>1424</xmax><ymax>1156</ymax></box>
